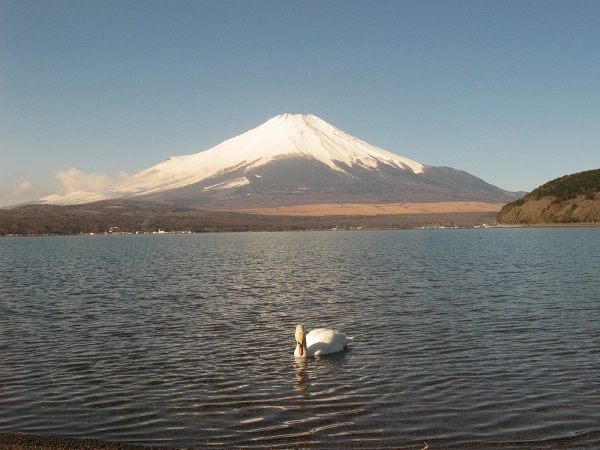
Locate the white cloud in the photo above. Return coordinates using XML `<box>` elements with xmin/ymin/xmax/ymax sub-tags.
<box><xmin>0</xmin><ymin>168</ymin><xmax>136</xmax><ymax>207</ymax></box>
<box><xmin>54</xmin><ymin>167</ymin><xmax>133</xmax><ymax>194</ymax></box>
<box><xmin>10</xmin><ymin>179</ymin><xmax>34</xmax><ymax>196</ymax></box>
<box><xmin>0</xmin><ymin>178</ymin><xmax>42</xmax><ymax>207</ymax></box>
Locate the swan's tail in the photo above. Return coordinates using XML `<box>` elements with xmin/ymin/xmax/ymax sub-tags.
<box><xmin>345</xmin><ymin>335</ymin><xmax>354</xmax><ymax>348</ymax></box>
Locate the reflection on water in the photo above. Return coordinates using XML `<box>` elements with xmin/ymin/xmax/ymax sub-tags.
<box><xmin>1</xmin><ymin>229</ymin><xmax>599</xmax><ymax>448</ymax></box>
<box><xmin>292</xmin><ymin>350</ymin><xmax>351</xmax><ymax>392</ymax></box>
<box><xmin>293</xmin><ymin>359</ymin><xmax>309</xmax><ymax>392</ymax></box>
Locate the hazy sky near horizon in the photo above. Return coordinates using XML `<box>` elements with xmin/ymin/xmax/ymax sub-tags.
<box><xmin>1</xmin><ymin>0</ymin><xmax>599</xmax><ymax>206</ymax></box>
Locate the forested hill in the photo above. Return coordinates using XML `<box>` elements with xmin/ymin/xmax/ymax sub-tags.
<box><xmin>497</xmin><ymin>169</ymin><xmax>600</xmax><ymax>224</ymax></box>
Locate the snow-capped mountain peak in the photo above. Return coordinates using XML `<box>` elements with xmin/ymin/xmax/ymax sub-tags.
<box><xmin>38</xmin><ymin>113</ymin><xmax>516</xmax><ymax>207</ymax></box>
<box><xmin>140</xmin><ymin>113</ymin><xmax>425</xmax><ymax>181</ymax></box>
<box><xmin>40</xmin><ymin>114</ymin><xmax>425</xmax><ymax>204</ymax></box>
<box><xmin>244</xmin><ymin>114</ymin><xmax>425</xmax><ymax>174</ymax></box>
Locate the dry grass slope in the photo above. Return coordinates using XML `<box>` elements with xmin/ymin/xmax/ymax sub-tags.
<box><xmin>241</xmin><ymin>202</ymin><xmax>505</xmax><ymax>216</ymax></box>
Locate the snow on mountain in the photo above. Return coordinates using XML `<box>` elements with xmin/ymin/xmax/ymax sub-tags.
<box><xmin>40</xmin><ymin>114</ymin><xmax>426</xmax><ymax>205</ymax></box>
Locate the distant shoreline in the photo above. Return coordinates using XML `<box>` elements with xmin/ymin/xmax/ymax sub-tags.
<box><xmin>2</xmin><ymin>198</ymin><xmax>599</xmax><ymax>237</ymax></box>
<box><xmin>0</xmin><ymin>206</ymin><xmax>500</xmax><ymax>236</ymax></box>
<box><xmin>3</xmin><ymin>223</ymin><xmax>600</xmax><ymax>238</ymax></box>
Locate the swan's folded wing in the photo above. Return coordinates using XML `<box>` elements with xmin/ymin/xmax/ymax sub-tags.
<box><xmin>306</xmin><ymin>328</ymin><xmax>349</xmax><ymax>355</ymax></box>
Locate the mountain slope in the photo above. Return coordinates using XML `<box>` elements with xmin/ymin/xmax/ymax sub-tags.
<box><xmin>497</xmin><ymin>169</ymin><xmax>600</xmax><ymax>224</ymax></box>
<box><xmin>40</xmin><ymin>114</ymin><xmax>519</xmax><ymax>208</ymax></box>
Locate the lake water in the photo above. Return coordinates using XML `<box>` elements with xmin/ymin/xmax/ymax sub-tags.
<box><xmin>1</xmin><ymin>228</ymin><xmax>599</xmax><ymax>449</ymax></box>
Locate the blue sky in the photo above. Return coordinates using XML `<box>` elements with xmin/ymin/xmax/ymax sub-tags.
<box><xmin>1</xmin><ymin>0</ymin><xmax>599</xmax><ymax>206</ymax></box>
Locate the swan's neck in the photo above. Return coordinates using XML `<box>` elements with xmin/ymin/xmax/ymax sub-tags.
<box><xmin>295</xmin><ymin>337</ymin><xmax>308</xmax><ymax>358</ymax></box>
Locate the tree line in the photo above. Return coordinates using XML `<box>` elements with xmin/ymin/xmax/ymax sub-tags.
<box><xmin>0</xmin><ymin>201</ymin><xmax>497</xmax><ymax>235</ymax></box>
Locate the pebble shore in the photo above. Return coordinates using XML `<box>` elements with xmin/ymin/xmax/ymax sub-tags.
<box><xmin>0</xmin><ymin>433</ymin><xmax>178</xmax><ymax>450</ymax></box>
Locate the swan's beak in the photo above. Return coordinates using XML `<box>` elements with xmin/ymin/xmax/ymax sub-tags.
<box><xmin>295</xmin><ymin>326</ymin><xmax>305</xmax><ymax>357</ymax></box>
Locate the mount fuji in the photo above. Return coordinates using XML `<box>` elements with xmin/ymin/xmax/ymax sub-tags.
<box><xmin>40</xmin><ymin>114</ymin><xmax>519</xmax><ymax>209</ymax></box>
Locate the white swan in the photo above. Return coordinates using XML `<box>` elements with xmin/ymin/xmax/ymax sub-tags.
<box><xmin>294</xmin><ymin>324</ymin><xmax>351</xmax><ymax>357</ymax></box>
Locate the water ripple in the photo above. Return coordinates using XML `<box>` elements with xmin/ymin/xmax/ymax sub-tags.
<box><xmin>1</xmin><ymin>229</ymin><xmax>599</xmax><ymax>448</ymax></box>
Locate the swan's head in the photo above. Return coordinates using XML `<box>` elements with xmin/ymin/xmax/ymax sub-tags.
<box><xmin>295</xmin><ymin>324</ymin><xmax>307</xmax><ymax>357</ymax></box>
